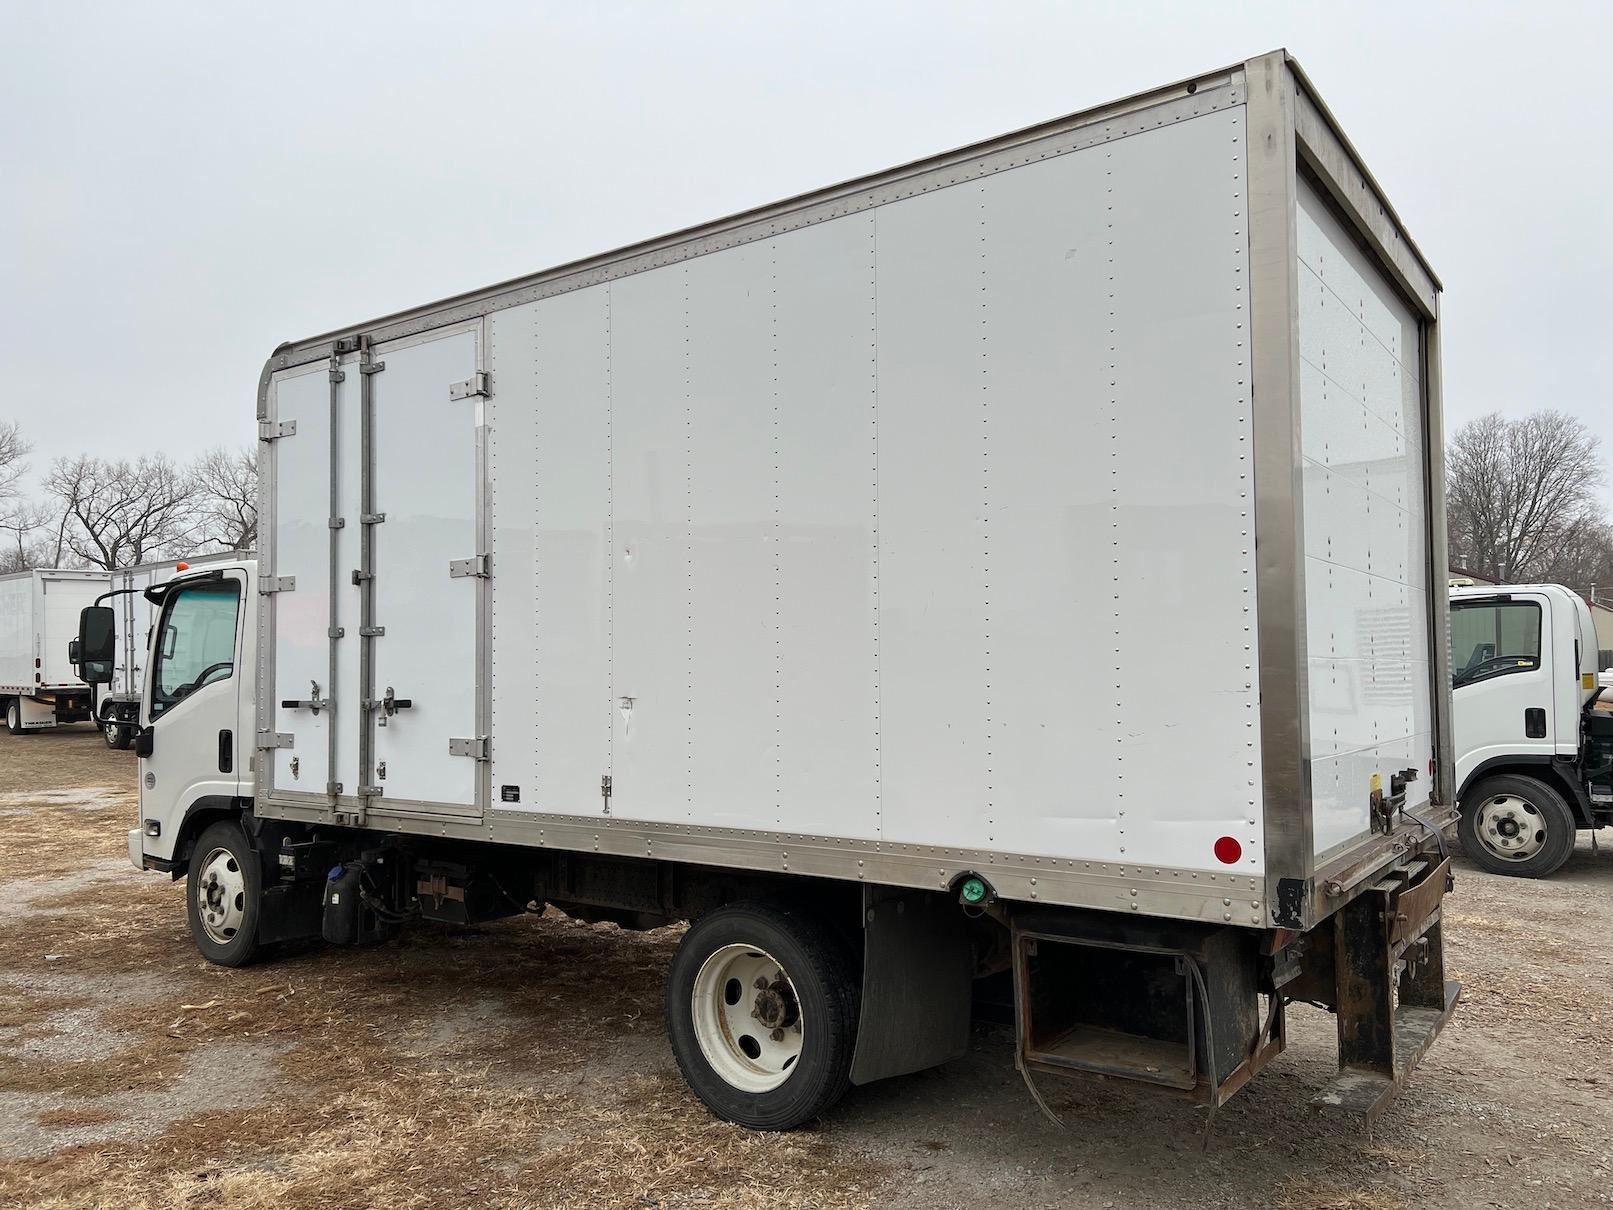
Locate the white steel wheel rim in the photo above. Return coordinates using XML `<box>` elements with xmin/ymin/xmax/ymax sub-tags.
<box><xmin>104</xmin><ymin>718</ymin><xmax>119</xmax><ymax>742</ymax></box>
<box><xmin>195</xmin><ymin>846</ymin><xmax>247</xmax><ymax>944</ymax></box>
<box><xmin>691</xmin><ymin>943</ymin><xmax>805</xmax><ymax>1093</ymax></box>
<box><xmin>1475</xmin><ymin>794</ymin><xmax>1547</xmax><ymax>862</ymax></box>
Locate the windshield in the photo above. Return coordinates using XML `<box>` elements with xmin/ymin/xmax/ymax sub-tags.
<box><xmin>151</xmin><ymin>580</ymin><xmax>240</xmax><ymax>719</ymax></box>
<box><xmin>1451</xmin><ymin>600</ymin><xmax>1541</xmax><ymax>688</ymax></box>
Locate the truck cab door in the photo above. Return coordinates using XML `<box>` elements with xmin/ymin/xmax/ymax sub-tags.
<box><xmin>1451</xmin><ymin>592</ymin><xmax>1553</xmax><ymax>794</ymax></box>
<box><xmin>139</xmin><ymin>573</ymin><xmax>246</xmax><ymax>844</ymax></box>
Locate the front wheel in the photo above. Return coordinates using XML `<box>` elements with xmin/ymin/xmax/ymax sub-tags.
<box><xmin>1459</xmin><ymin>774</ymin><xmax>1577</xmax><ymax>878</ymax></box>
<box><xmin>666</xmin><ymin>901</ymin><xmax>859</xmax><ymax>1130</ymax></box>
<box><xmin>103</xmin><ymin>713</ymin><xmax>132</xmax><ymax>750</ymax></box>
<box><xmin>185</xmin><ymin>819</ymin><xmax>265</xmax><ymax>966</ymax></box>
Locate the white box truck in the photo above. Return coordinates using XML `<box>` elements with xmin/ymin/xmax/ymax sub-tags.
<box><xmin>1451</xmin><ymin>583</ymin><xmax>1613</xmax><ymax>876</ymax></box>
<box><xmin>0</xmin><ymin>568</ymin><xmax>109</xmax><ymax>733</ymax></box>
<box><xmin>83</xmin><ymin>51</ymin><xmax>1457</xmax><ymax>1127</ymax></box>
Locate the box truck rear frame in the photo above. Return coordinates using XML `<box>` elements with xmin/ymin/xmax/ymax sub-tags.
<box><xmin>118</xmin><ymin>51</ymin><xmax>1455</xmax><ymax>1128</ymax></box>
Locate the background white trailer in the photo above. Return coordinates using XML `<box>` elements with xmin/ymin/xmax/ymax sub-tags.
<box><xmin>0</xmin><ymin>569</ymin><xmax>109</xmax><ymax>732</ymax></box>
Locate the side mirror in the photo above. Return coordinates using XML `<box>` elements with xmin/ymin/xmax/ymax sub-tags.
<box><xmin>76</xmin><ymin>606</ymin><xmax>116</xmax><ymax>685</ymax></box>
<box><xmin>133</xmin><ymin>728</ymin><xmax>154</xmax><ymax>758</ymax></box>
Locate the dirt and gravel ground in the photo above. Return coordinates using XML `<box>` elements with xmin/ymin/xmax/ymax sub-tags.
<box><xmin>2</xmin><ymin>728</ymin><xmax>1611</xmax><ymax>1209</ymax></box>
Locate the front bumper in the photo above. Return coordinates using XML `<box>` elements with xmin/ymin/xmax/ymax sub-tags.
<box><xmin>127</xmin><ymin>827</ymin><xmax>144</xmax><ymax>871</ymax></box>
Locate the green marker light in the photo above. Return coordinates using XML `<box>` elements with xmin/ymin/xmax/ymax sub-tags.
<box><xmin>960</xmin><ymin>877</ymin><xmax>988</xmax><ymax>905</ymax></box>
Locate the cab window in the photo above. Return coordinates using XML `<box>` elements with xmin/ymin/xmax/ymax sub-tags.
<box><xmin>151</xmin><ymin>581</ymin><xmax>240</xmax><ymax>719</ymax></box>
<box><xmin>1450</xmin><ymin>600</ymin><xmax>1541</xmax><ymax>688</ymax></box>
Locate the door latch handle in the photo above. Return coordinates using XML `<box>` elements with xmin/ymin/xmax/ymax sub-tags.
<box><xmin>1524</xmin><ymin>707</ymin><xmax>1547</xmax><ymax>739</ymax></box>
<box><xmin>281</xmin><ymin>680</ymin><xmax>329</xmax><ymax>715</ymax></box>
<box><xmin>364</xmin><ymin>686</ymin><xmax>413</xmax><ymax>726</ymax></box>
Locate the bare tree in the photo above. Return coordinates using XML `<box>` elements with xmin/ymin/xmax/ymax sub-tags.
<box><xmin>1530</xmin><ymin>518</ymin><xmax>1613</xmax><ymax>600</ymax></box>
<box><xmin>44</xmin><ymin>453</ymin><xmax>201</xmax><ymax>569</ymax></box>
<box><xmin>191</xmin><ymin>445</ymin><xmax>257</xmax><ymax>553</ymax></box>
<box><xmin>0</xmin><ymin>420</ymin><xmax>26</xmax><ymax>504</ymax></box>
<box><xmin>0</xmin><ymin>422</ymin><xmax>47</xmax><ymax>571</ymax></box>
<box><xmin>0</xmin><ymin>501</ymin><xmax>59</xmax><ymax>573</ymax></box>
<box><xmin>1446</xmin><ymin>411</ymin><xmax>1608</xmax><ymax>584</ymax></box>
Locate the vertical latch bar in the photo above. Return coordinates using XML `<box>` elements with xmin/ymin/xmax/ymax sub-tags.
<box><xmin>324</xmin><ymin>347</ymin><xmax>345</xmax><ymax>810</ymax></box>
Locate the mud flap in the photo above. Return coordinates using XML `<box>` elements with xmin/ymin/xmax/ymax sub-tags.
<box><xmin>256</xmin><ymin>879</ymin><xmax>325</xmax><ymax>945</ymax></box>
<box><xmin>848</xmin><ymin>888</ymin><xmax>973</xmax><ymax>1085</ymax></box>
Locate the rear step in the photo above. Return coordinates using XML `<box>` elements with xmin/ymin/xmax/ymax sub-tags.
<box><xmin>1313</xmin><ymin>980</ymin><xmax>1461</xmax><ymax>1118</ymax></box>
<box><xmin>1307</xmin><ymin>857</ymin><xmax>1461</xmax><ymax>1120</ymax></box>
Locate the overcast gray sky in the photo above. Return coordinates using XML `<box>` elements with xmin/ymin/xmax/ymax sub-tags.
<box><xmin>2</xmin><ymin>1</ymin><xmax>1609</xmax><ymax>511</ymax></box>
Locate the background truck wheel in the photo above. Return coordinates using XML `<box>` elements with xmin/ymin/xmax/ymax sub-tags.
<box><xmin>666</xmin><ymin>901</ymin><xmax>859</xmax><ymax>1131</ymax></box>
<box><xmin>103</xmin><ymin>713</ymin><xmax>131</xmax><ymax>750</ymax></box>
<box><xmin>1459</xmin><ymin>774</ymin><xmax>1577</xmax><ymax>878</ymax></box>
<box><xmin>186</xmin><ymin>819</ymin><xmax>265</xmax><ymax>967</ymax></box>
<box><xmin>5</xmin><ymin>700</ymin><xmax>22</xmax><ymax>735</ymax></box>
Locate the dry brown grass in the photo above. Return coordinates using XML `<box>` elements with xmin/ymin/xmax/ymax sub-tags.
<box><xmin>0</xmin><ymin>732</ymin><xmax>892</xmax><ymax>1208</ymax></box>
<box><xmin>0</xmin><ymin>913</ymin><xmax>890</xmax><ymax>1208</ymax></box>
<box><xmin>31</xmin><ymin>1107</ymin><xmax>121</xmax><ymax>1130</ymax></box>
<box><xmin>1274</xmin><ymin>1181</ymin><xmax>1409</xmax><ymax>1210</ymax></box>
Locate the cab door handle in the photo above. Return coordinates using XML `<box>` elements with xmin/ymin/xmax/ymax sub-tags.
<box><xmin>1524</xmin><ymin>708</ymin><xmax>1546</xmax><ymax>739</ymax></box>
<box><xmin>219</xmin><ymin>729</ymin><xmax>234</xmax><ymax>773</ymax></box>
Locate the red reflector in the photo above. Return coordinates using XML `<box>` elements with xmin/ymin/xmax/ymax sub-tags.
<box><xmin>1214</xmin><ymin>836</ymin><xmax>1243</xmax><ymax>865</ymax></box>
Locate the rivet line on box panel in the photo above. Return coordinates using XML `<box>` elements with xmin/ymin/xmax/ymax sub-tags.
<box><xmin>870</xmin><ymin>215</ymin><xmax>882</xmax><ymax>836</ymax></box>
<box><xmin>684</xmin><ymin>264</ymin><xmax>693</xmax><ymax>821</ymax></box>
<box><xmin>605</xmin><ymin>285</ymin><xmax>614</xmax><ymax>789</ymax></box>
<box><xmin>980</xmin><ymin>181</ymin><xmax>994</xmax><ymax>846</ymax></box>
<box><xmin>1106</xmin><ymin>146</ymin><xmax>1124</xmax><ymax>854</ymax></box>
<box><xmin>771</xmin><ymin>243</ymin><xmax>781</xmax><ymax>828</ymax></box>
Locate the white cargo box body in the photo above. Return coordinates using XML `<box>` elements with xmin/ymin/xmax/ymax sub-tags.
<box><xmin>256</xmin><ymin>52</ymin><xmax>1450</xmax><ymax>932</ymax></box>
<box><xmin>0</xmin><ymin>569</ymin><xmax>110</xmax><ymax>694</ymax></box>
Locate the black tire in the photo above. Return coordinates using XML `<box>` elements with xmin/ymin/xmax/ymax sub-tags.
<box><xmin>666</xmin><ymin>900</ymin><xmax>859</xmax><ymax>1131</ymax></box>
<box><xmin>185</xmin><ymin>819</ymin><xmax>265</xmax><ymax>967</ymax></box>
<box><xmin>103</xmin><ymin>713</ymin><xmax>132</xmax><ymax>750</ymax></box>
<box><xmin>1458</xmin><ymin>773</ymin><xmax>1578</xmax><ymax>878</ymax></box>
<box><xmin>5</xmin><ymin>700</ymin><xmax>23</xmax><ymax>735</ymax></box>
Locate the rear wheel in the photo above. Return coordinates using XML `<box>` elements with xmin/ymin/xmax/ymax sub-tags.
<box><xmin>185</xmin><ymin>819</ymin><xmax>265</xmax><ymax>966</ymax></box>
<box><xmin>1459</xmin><ymin>774</ymin><xmax>1577</xmax><ymax>878</ymax></box>
<box><xmin>5</xmin><ymin>700</ymin><xmax>22</xmax><ymax>735</ymax></box>
<box><xmin>666</xmin><ymin>901</ymin><xmax>859</xmax><ymax>1130</ymax></box>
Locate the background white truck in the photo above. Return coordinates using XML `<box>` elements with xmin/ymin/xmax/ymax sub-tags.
<box><xmin>1451</xmin><ymin>583</ymin><xmax>1613</xmax><ymax>876</ymax></box>
<box><xmin>0</xmin><ymin>568</ymin><xmax>108</xmax><ymax>733</ymax></box>
<box><xmin>84</xmin><ymin>51</ymin><xmax>1458</xmax><ymax>1128</ymax></box>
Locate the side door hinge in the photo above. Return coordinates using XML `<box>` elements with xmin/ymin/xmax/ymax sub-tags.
<box><xmin>449</xmin><ymin>371</ymin><xmax>491</xmax><ymax>400</ymax></box>
<box><xmin>259</xmin><ymin>576</ymin><xmax>296</xmax><ymax>595</ymax></box>
<box><xmin>449</xmin><ymin>736</ymin><xmax>490</xmax><ymax>761</ymax></box>
<box><xmin>259</xmin><ymin>419</ymin><xmax>296</xmax><ymax>440</ymax></box>
<box><xmin>449</xmin><ymin>554</ymin><xmax>490</xmax><ymax>579</ymax></box>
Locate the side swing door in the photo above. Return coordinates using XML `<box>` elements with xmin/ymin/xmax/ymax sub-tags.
<box><xmin>139</xmin><ymin>572</ymin><xmax>246</xmax><ymax>825</ymax></box>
